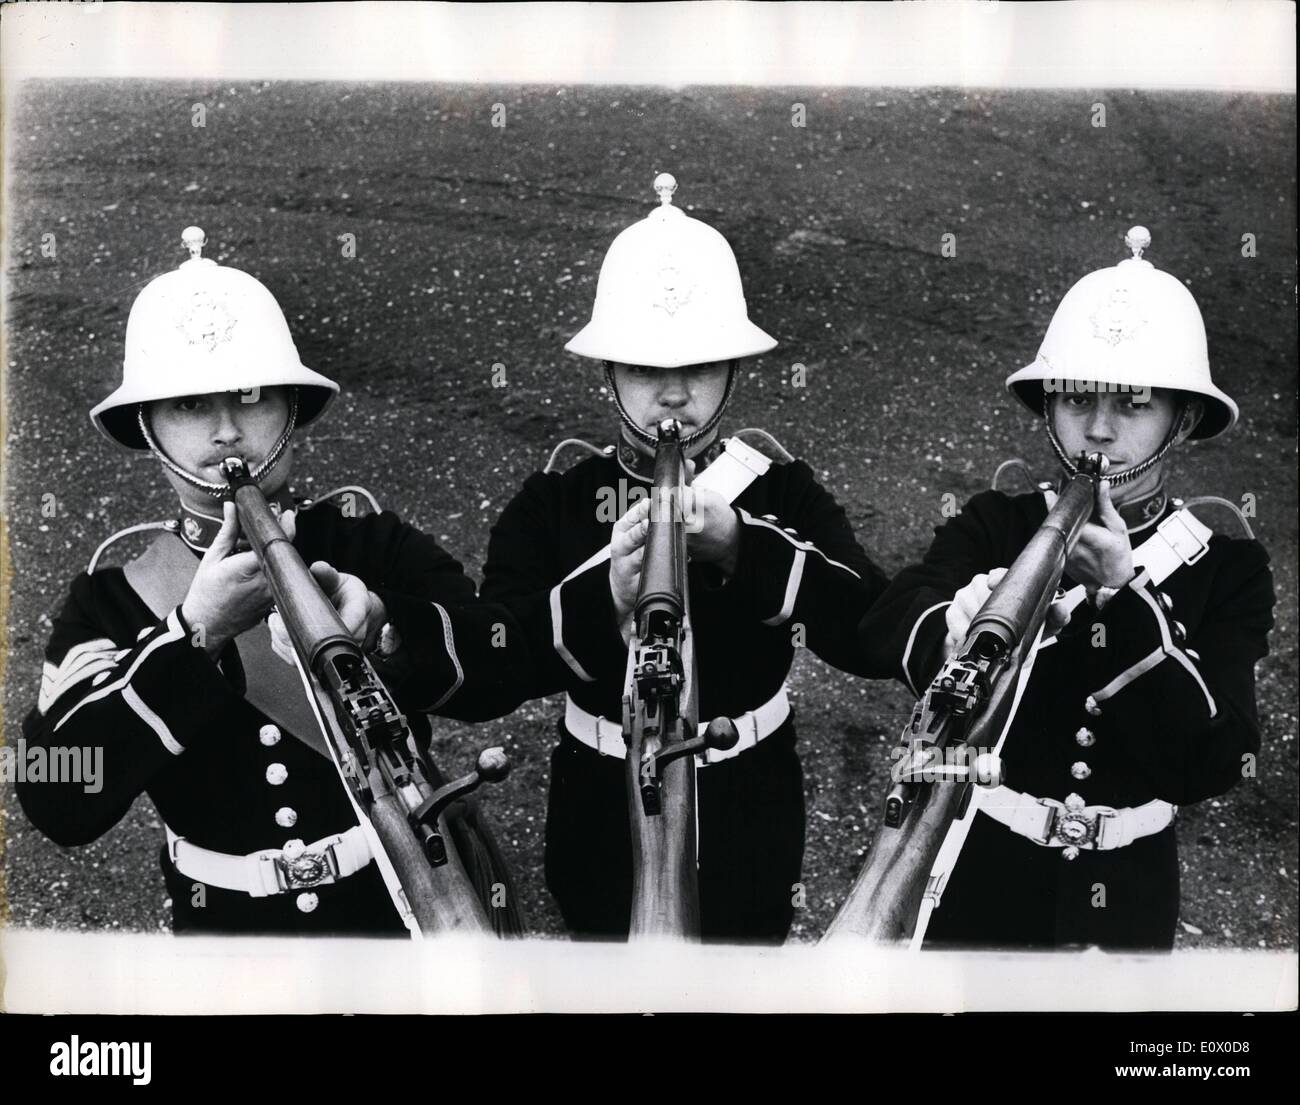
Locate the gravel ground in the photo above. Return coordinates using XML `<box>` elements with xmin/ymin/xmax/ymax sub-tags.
<box><xmin>2</xmin><ymin>82</ymin><xmax>1295</xmax><ymax>949</ymax></box>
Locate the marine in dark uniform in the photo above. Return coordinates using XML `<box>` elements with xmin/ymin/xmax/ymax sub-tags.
<box><xmin>480</xmin><ymin>175</ymin><xmax>890</xmax><ymax>942</ymax></box>
<box><xmin>859</xmin><ymin>227</ymin><xmax>1275</xmax><ymax>950</ymax></box>
<box><xmin>19</xmin><ymin>228</ymin><xmax>529</xmax><ymax>936</ymax></box>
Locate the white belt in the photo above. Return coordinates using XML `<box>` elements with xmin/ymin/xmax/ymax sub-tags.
<box><xmin>564</xmin><ymin>687</ymin><xmax>791</xmax><ymax>766</ymax></box>
<box><xmin>166</xmin><ymin>824</ymin><xmax>373</xmax><ymax>897</ymax></box>
<box><xmin>978</xmin><ymin>785</ymin><xmax>1176</xmax><ymax>851</ymax></box>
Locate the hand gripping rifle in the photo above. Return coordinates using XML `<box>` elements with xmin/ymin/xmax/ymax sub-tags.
<box><xmin>824</xmin><ymin>453</ymin><xmax>1108</xmax><ymax>944</ymax></box>
<box><xmin>220</xmin><ymin>458</ymin><xmax>510</xmax><ymax>937</ymax></box>
<box><xmin>620</xmin><ymin>420</ymin><xmax>740</xmax><ymax>939</ymax></box>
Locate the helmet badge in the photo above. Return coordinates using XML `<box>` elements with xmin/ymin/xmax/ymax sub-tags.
<box><xmin>648</xmin><ymin>174</ymin><xmax>696</xmax><ymax>316</ymax></box>
<box><xmin>174</xmin><ymin>227</ymin><xmax>238</xmax><ymax>351</ymax></box>
<box><xmin>653</xmin><ymin>257</ymin><xmax>695</xmax><ymax>316</ymax></box>
<box><xmin>1089</xmin><ymin>285</ymin><xmax>1147</xmax><ymax>346</ymax></box>
<box><xmin>176</xmin><ymin>290</ymin><xmax>238</xmax><ymax>351</ymax></box>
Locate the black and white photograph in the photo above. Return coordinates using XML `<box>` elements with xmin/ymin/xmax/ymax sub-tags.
<box><xmin>0</xmin><ymin>0</ymin><xmax>1295</xmax><ymax>1066</ymax></box>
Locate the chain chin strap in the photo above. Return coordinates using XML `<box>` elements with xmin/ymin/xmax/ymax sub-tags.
<box><xmin>137</xmin><ymin>391</ymin><xmax>299</xmax><ymax>499</ymax></box>
<box><xmin>603</xmin><ymin>361</ymin><xmax>738</xmax><ymax>451</ymax></box>
<box><xmin>1042</xmin><ymin>392</ymin><xmax>1185</xmax><ymax>487</ymax></box>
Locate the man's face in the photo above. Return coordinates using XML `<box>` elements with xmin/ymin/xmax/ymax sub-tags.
<box><xmin>1048</xmin><ymin>384</ymin><xmax>1190</xmax><ymax>497</ymax></box>
<box><xmin>610</xmin><ymin>361</ymin><xmax>730</xmax><ymax>446</ymax></box>
<box><xmin>148</xmin><ymin>386</ymin><xmax>292</xmax><ymax>490</ymax></box>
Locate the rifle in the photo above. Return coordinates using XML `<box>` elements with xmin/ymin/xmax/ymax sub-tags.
<box><xmin>824</xmin><ymin>453</ymin><xmax>1108</xmax><ymax>944</ymax></box>
<box><xmin>220</xmin><ymin>457</ymin><xmax>510</xmax><ymax>937</ymax></box>
<box><xmin>620</xmin><ymin>420</ymin><xmax>739</xmax><ymax>939</ymax></box>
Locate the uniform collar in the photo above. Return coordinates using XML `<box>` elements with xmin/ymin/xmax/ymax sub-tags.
<box><xmin>615</xmin><ymin>430</ymin><xmax>727</xmax><ymax>483</ymax></box>
<box><xmin>175</xmin><ymin>487</ymin><xmax>296</xmax><ymax>552</ymax></box>
<box><xmin>1050</xmin><ymin>476</ymin><xmax>1168</xmax><ymax>536</ymax></box>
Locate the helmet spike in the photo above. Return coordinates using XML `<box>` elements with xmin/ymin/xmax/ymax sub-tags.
<box><xmin>1124</xmin><ymin>225</ymin><xmax>1151</xmax><ymax>260</ymax></box>
<box><xmin>653</xmin><ymin>173</ymin><xmax>677</xmax><ymax>207</ymax></box>
<box><xmin>181</xmin><ymin>226</ymin><xmax>207</xmax><ymax>262</ymax></box>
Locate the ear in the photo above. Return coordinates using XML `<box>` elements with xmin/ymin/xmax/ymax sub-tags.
<box><xmin>1175</xmin><ymin>398</ymin><xmax>1204</xmax><ymax>443</ymax></box>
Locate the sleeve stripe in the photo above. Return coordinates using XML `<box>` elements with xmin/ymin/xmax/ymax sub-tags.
<box><xmin>737</xmin><ymin>508</ymin><xmax>862</xmax><ymax>580</ymax></box>
<box><xmin>1167</xmin><ymin>648</ymin><xmax>1218</xmax><ymax>717</ymax></box>
<box><xmin>122</xmin><ymin>684</ymin><xmax>184</xmax><ymax>756</ymax></box>
<box><xmin>761</xmin><ymin>548</ymin><xmax>806</xmax><ymax>627</ymax></box>
<box><xmin>1090</xmin><ymin>583</ymin><xmax>1218</xmax><ymax>717</ymax></box>
<box><xmin>1091</xmin><ymin>647</ymin><xmax>1166</xmax><ymax>704</ymax></box>
<box><xmin>425</xmin><ymin>602</ymin><xmax>466</xmax><ymax>712</ymax></box>
<box><xmin>53</xmin><ymin>609</ymin><xmax>187</xmax><ymax>732</ymax></box>
<box><xmin>550</xmin><ymin>582</ymin><xmax>596</xmax><ymax>683</ymax></box>
<box><xmin>900</xmin><ymin>601</ymin><xmax>951</xmax><ymax>696</ymax></box>
<box><xmin>39</xmin><ymin>657</ymin><xmax>119</xmax><ymax>715</ymax></box>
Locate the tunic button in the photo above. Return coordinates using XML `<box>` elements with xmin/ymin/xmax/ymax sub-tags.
<box><xmin>265</xmin><ymin>763</ymin><xmax>288</xmax><ymax>786</ymax></box>
<box><xmin>1070</xmin><ymin>761</ymin><xmax>1091</xmax><ymax>780</ymax></box>
<box><xmin>1084</xmin><ymin>696</ymin><xmax>1102</xmax><ymax>717</ymax></box>
<box><xmin>259</xmin><ymin>724</ymin><xmax>282</xmax><ymax>747</ymax></box>
<box><xmin>296</xmin><ymin>892</ymin><xmax>319</xmax><ymax>914</ymax></box>
<box><xmin>1157</xmin><ymin>591</ymin><xmax>1174</xmax><ymax>613</ymax></box>
<box><xmin>275</xmin><ymin>807</ymin><xmax>298</xmax><ymax>828</ymax></box>
<box><xmin>282</xmin><ymin>838</ymin><xmax>306</xmax><ymax>861</ymax></box>
<box><xmin>1061</xmin><ymin>846</ymin><xmax>1080</xmax><ymax>861</ymax></box>
<box><xmin>1075</xmin><ymin>727</ymin><xmax>1095</xmax><ymax>748</ymax></box>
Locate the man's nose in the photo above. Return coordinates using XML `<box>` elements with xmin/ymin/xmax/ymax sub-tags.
<box><xmin>657</xmin><ymin>372</ymin><xmax>689</xmax><ymax>407</ymax></box>
<box><xmin>211</xmin><ymin>402</ymin><xmax>244</xmax><ymax>446</ymax></box>
<box><xmin>1085</xmin><ymin>405</ymin><xmax>1116</xmax><ymax>443</ymax></box>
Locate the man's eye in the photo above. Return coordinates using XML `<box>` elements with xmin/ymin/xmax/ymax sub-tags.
<box><xmin>176</xmin><ymin>398</ymin><xmax>202</xmax><ymax>412</ymax></box>
<box><xmin>1063</xmin><ymin>395</ymin><xmax>1091</xmax><ymax>408</ymax></box>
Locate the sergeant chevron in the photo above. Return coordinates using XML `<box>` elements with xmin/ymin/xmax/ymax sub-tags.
<box><xmin>1</xmin><ymin>738</ymin><xmax>103</xmax><ymax>793</ymax></box>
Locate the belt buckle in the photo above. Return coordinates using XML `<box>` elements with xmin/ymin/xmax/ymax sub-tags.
<box><xmin>275</xmin><ymin>844</ymin><xmax>340</xmax><ymax>891</ymax></box>
<box><xmin>1052</xmin><ymin>807</ymin><xmax>1100</xmax><ymax>849</ymax></box>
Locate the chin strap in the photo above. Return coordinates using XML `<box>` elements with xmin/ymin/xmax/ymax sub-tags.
<box><xmin>603</xmin><ymin>360</ymin><xmax>738</xmax><ymax>452</ymax></box>
<box><xmin>1043</xmin><ymin>392</ymin><xmax>1186</xmax><ymax>487</ymax></box>
<box><xmin>137</xmin><ymin>391</ymin><xmax>299</xmax><ymax>499</ymax></box>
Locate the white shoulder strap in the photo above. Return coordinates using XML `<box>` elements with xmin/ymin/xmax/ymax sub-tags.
<box><xmin>558</xmin><ymin>436</ymin><xmax>772</xmax><ymax>584</ymax></box>
<box><xmin>1043</xmin><ymin>506</ymin><xmax>1215</xmax><ymax>643</ymax></box>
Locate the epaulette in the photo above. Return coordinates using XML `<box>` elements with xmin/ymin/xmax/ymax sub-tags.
<box><xmin>1176</xmin><ymin>496</ymin><xmax>1256</xmax><ymax>540</ymax></box>
<box><xmin>87</xmin><ymin>521</ymin><xmax>178</xmax><ymax>574</ymax></box>
<box><xmin>729</xmin><ymin>428</ymin><xmax>794</xmax><ymax>465</ymax></box>
<box><xmin>544</xmin><ymin>438</ymin><xmax>615</xmax><ymax>474</ymax></box>
<box><xmin>296</xmin><ymin>485</ymin><xmax>382</xmax><ymax>516</ymax></box>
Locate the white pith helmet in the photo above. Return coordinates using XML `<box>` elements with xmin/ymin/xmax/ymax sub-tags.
<box><xmin>90</xmin><ymin>227</ymin><xmax>339</xmax><ymax>450</ymax></box>
<box><xmin>1005</xmin><ymin>226</ymin><xmax>1237</xmax><ymax>439</ymax></box>
<box><xmin>565</xmin><ymin>173</ymin><xmax>777</xmax><ymax>368</ymax></box>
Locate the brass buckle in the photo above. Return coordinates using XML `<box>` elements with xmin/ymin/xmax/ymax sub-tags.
<box><xmin>1051</xmin><ymin>808</ymin><xmax>1100</xmax><ymax>848</ymax></box>
<box><xmin>275</xmin><ymin>845</ymin><xmax>340</xmax><ymax>891</ymax></box>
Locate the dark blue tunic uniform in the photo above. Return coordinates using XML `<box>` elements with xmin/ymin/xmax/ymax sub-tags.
<box><xmin>859</xmin><ymin>489</ymin><xmax>1275</xmax><ymax>949</ymax></box>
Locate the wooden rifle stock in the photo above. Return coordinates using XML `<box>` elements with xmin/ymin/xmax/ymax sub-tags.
<box><xmin>621</xmin><ymin>422</ymin><xmax>701</xmax><ymax>939</ymax></box>
<box><xmin>222</xmin><ymin>460</ymin><xmax>498</xmax><ymax>936</ymax></box>
<box><xmin>825</xmin><ymin>458</ymin><xmax>1104</xmax><ymax>944</ymax></box>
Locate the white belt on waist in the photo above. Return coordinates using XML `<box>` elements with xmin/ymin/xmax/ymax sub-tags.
<box><xmin>166</xmin><ymin>824</ymin><xmax>373</xmax><ymax>897</ymax></box>
<box><xmin>978</xmin><ymin>785</ymin><xmax>1176</xmax><ymax>852</ymax></box>
<box><xmin>564</xmin><ymin>687</ymin><xmax>791</xmax><ymax>766</ymax></box>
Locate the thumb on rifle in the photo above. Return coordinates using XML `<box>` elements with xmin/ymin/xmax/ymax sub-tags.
<box><xmin>201</xmin><ymin>501</ymin><xmax>240</xmax><ymax>565</ymax></box>
<box><xmin>1095</xmin><ymin>479</ymin><xmax>1124</xmax><ymax>531</ymax></box>
<box><xmin>308</xmin><ymin>561</ymin><xmax>341</xmax><ymax>596</ymax></box>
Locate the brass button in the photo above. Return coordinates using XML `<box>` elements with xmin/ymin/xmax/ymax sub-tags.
<box><xmin>265</xmin><ymin>763</ymin><xmax>288</xmax><ymax>786</ymax></box>
<box><xmin>1070</xmin><ymin>761</ymin><xmax>1091</xmax><ymax>780</ymax></box>
<box><xmin>259</xmin><ymin>724</ymin><xmax>281</xmax><ymax>747</ymax></box>
<box><xmin>282</xmin><ymin>838</ymin><xmax>306</xmax><ymax>861</ymax></box>
<box><xmin>1084</xmin><ymin>696</ymin><xmax>1102</xmax><ymax>717</ymax></box>
<box><xmin>1062</xmin><ymin>845</ymin><xmax>1080</xmax><ymax>861</ymax></box>
<box><xmin>275</xmin><ymin>807</ymin><xmax>298</xmax><ymax>829</ymax></box>
<box><xmin>295</xmin><ymin>892</ymin><xmax>319</xmax><ymax>914</ymax></box>
<box><xmin>1075</xmin><ymin>727</ymin><xmax>1095</xmax><ymax>748</ymax></box>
